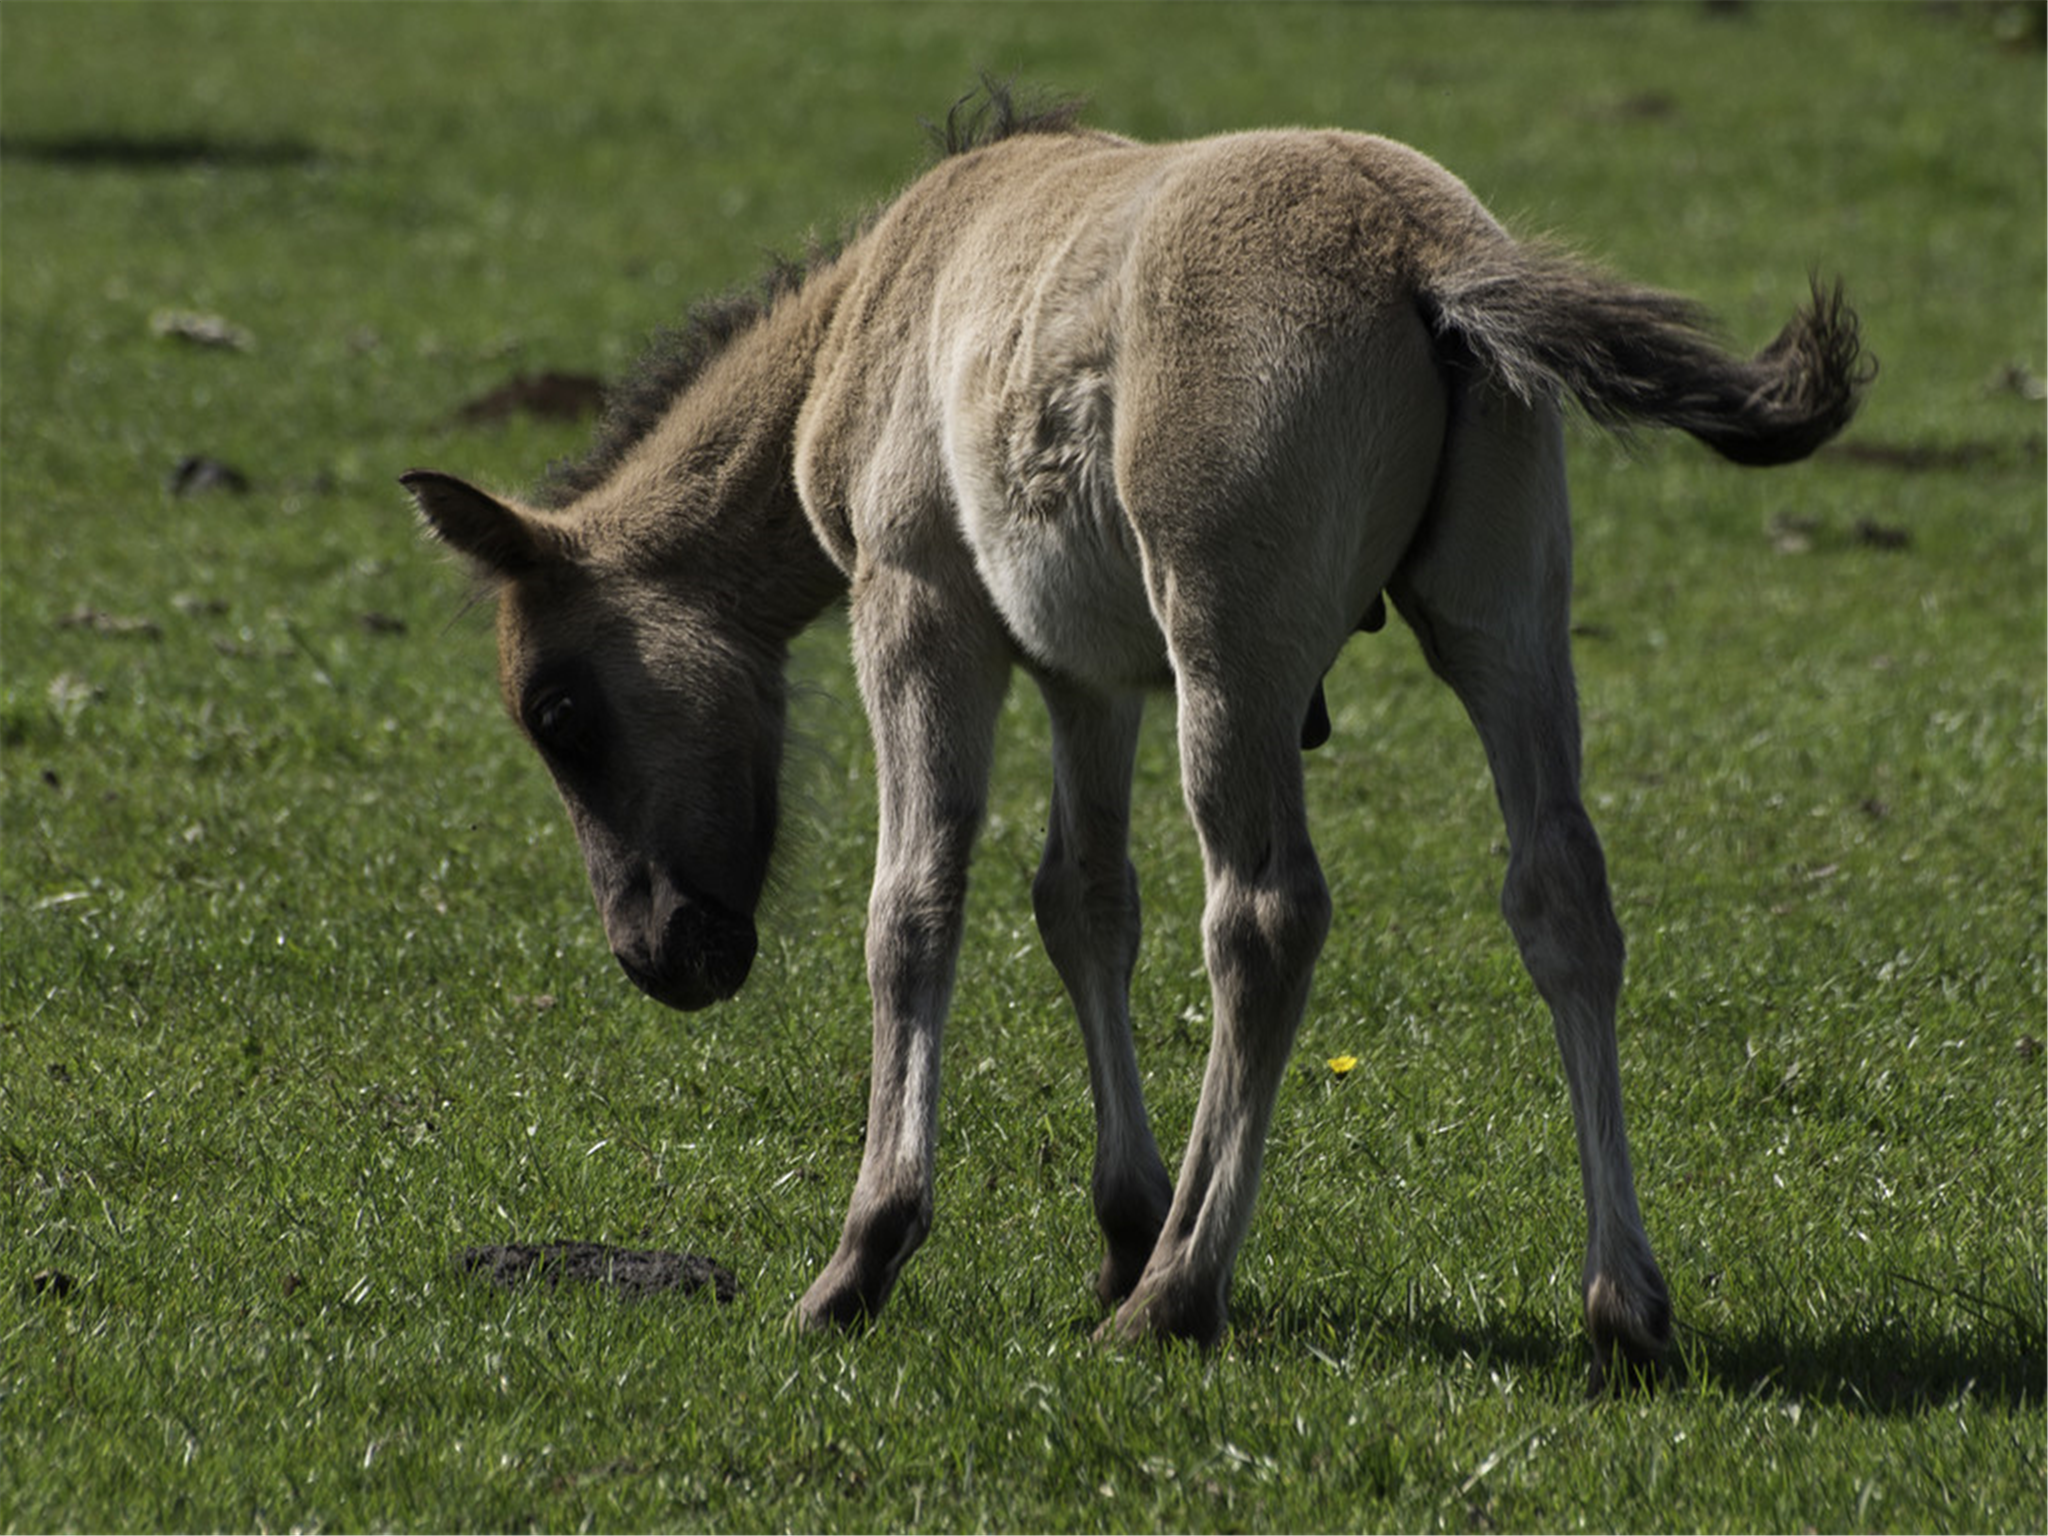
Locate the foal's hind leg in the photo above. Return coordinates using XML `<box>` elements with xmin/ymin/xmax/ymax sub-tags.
<box><xmin>1390</xmin><ymin>387</ymin><xmax>1670</xmax><ymax>1392</ymax></box>
<box><xmin>1031</xmin><ymin>674</ymin><xmax>1173</xmax><ymax>1302</ymax></box>
<box><xmin>1103</xmin><ymin>662</ymin><xmax>1332</xmax><ymax>1345</ymax></box>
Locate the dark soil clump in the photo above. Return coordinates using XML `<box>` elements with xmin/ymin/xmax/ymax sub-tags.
<box><xmin>459</xmin><ymin>1241</ymin><xmax>738</xmax><ymax>1302</ymax></box>
<box><xmin>455</xmin><ymin>370</ymin><xmax>606</xmax><ymax>424</ymax></box>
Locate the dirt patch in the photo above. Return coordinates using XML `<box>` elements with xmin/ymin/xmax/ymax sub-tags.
<box><xmin>1851</xmin><ymin>516</ymin><xmax>1911</xmax><ymax>550</ymax></box>
<box><xmin>458</xmin><ymin>1241</ymin><xmax>738</xmax><ymax>1302</ymax></box>
<box><xmin>21</xmin><ymin>1268</ymin><xmax>77</xmax><ymax>1301</ymax></box>
<box><xmin>455</xmin><ymin>370</ymin><xmax>606</xmax><ymax>425</ymax></box>
<box><xmin>0</xmin><ymin>131</ymin><xmax>319</xmax><ymax>169</ymax></box>
<box><xmin>152</xmin><ymin>311</ymin><xmax>254</xmax><ymax>352</ymax></box>
<box><xmin>166</xmin><ymin>455</ymin><xmax>252</xmax><ymax>495</ymax></box>
<box><xmin>56</xmin><ymin>605</ymin><xmax>162</xmax><ymax>640</ymax></box>
<box><xmin>1828</xmin><ymin>436</ymin><xmax>2045</xmax><ymax>473</ymax></box>
<box><xmin>1767</xmin><ymin>511</ymin><xmax>1913</xmax><ymax>554</ymax></box>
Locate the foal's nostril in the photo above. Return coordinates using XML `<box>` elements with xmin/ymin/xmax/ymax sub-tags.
<box><xmin>612</xmin><ymin>889</ymin><xmax>757</xmax><ymax>1012</ymax></box>
<box><xmin>662</xmin><ymin>897</ymin><xmax>757</xmax><ymax>998</ymax></box>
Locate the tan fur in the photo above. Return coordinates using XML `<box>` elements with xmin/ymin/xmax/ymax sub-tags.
<box><xmin>407</xmin><ymin>109</ymin><xmax>1866</xmax><ymax>1388</ymax></box>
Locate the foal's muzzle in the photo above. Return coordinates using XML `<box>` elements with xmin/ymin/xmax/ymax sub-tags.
<box><xmin>612</xmin><ymin>887</ymin><xmax>757</xmax><ymax>1012</ymax></box>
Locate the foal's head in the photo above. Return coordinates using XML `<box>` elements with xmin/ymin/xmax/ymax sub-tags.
<box><xmin>403</xmin><ymin>469</ymin><xmax>786</xmax><ymax>1011</ymax></box>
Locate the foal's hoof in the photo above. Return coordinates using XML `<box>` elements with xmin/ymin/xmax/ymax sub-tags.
<box><xmin>1586</xmin><ymin>1335</ymin><xmax>1672</xmax><ymax>1398</ymax></box>
<box><xmin>795</xmin><ymin>1258</ymin><xmax>890</xmax><ymax>1333</ymax></box>
<box><xmin>796</xmin><ymin>1197</ymin><xmax>927</xmax><ymax>1333</ymax></box>
<box><xmin>1584</xmin><ymin>1271</ymin><xmax>1675</xmax><ymax>1397</ymax></box>
<box><xmin>794</xmin><ymin>1290</ymin><xmax>872</xmax><ymax>1334</ymax></box>
<box><xmin>1094</xmin><ymin>1274</ymin><xmax>1226</xmax><ymax>1350</ymax></box>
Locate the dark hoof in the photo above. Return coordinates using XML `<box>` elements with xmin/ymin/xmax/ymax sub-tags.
<box><xmin>1585</xmin><ymin>1271</ymin><xmax>1675</xmax><ymax>1397</ymax></box>
<box><xmin>1096</xmin><ymin>1272</ymin><xmax>1226</xmax><ymax>1349</ymax></box>
<box><xmin>796</xmin><ymin>1198</ymin><xmax>928</xmax><ymax>1331</ymax></box>
<box><xmin>795</xmin><ymin>1291</ymin><xmax>876</xmax><ymax>1333</ymax></box>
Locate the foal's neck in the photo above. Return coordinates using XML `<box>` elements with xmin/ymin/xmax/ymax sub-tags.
<box><xmin>585</xmin><ymin>262</ymin><xmax>854</xmax><ymax>644</ymax></box>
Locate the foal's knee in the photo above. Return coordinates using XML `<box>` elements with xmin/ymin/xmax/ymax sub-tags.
<box><xmin>1501</xmin><ymin>809</ymin><xmax>1624</xmax><ymax>997</ymax></box>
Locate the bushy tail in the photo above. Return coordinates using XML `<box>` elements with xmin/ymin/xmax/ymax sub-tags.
<box><xmin>1425</xmin><ymin>244</ymin><xmax>1872</xmax><ymax>466</ymax></box>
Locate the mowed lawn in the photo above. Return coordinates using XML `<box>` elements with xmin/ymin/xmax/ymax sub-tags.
<box><xmin>2</xmin><ymin>3</ymin><xmax>2041</xmax><ymax>1531</ymax></box>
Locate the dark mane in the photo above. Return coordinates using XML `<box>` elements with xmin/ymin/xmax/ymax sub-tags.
<box><xmin>923</xmin><ymin>76</ymin><xmax>1089</xmax><ymax>158</ymax></box>
<box><xmin>537</xmin><ymin>251</ymin><xmax>821</xmax><ymax>509</ymax></box>
<box><xmin>537</xmin><ymin>81</ymin><xmax>1086</xmax><ymax>510</ymax></box>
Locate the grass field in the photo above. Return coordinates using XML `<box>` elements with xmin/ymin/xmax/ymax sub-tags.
<box><xmin>2</xmin><ymin>2</ymin><xmax>2043</xmax><ymax>1530</ymax></box>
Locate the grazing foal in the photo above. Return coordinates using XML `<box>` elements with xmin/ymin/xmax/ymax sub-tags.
<box><xmin>406</xmin><ymin>92</ymin><xmax>1867</xmax><ymax>1390</ymax></box>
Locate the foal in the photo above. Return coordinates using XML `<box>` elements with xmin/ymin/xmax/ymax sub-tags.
<box><xmin>406</xmin><ymin>93</ymin><xmax>1867</xmax><ymax>1390</ymax></box>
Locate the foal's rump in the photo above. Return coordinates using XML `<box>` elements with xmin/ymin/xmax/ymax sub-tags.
<box><xmin>915</xmin><ymin>129</ymin><xmax>1483</xmax><ymax>689</ymax></box>
<box><xmin>1108</xmin><ymin>134</ymin><xmax>1461</xmax><ymax>666</ymax></box>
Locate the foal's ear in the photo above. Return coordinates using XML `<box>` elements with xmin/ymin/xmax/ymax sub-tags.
<box><xmin>400</xmin><ymin>469</ymin><xmax>570</xmax><ymax>578</ymax></box>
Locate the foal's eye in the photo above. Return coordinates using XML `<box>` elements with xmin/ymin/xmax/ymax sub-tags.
<box><xmin>536</xmin><ymin>692</ymin><xmax>575</xmax><ymax>739</ymax></box>
<box><xmin>526</xmin><ymin>687</ymin><xmax>587</xmax><ymax>757</ymax></box>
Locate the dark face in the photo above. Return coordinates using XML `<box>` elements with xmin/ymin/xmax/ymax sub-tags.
<box><xmin>498</xmin><ymin>576</ymin><xmax>784</xmax><ymax>1012</ymax></box>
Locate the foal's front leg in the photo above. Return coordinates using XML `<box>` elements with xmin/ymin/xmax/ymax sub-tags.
<box><xmin>797</xmin><ymin>566</ymin><xmax>1011</xmax><ymax>1330</ymax></box>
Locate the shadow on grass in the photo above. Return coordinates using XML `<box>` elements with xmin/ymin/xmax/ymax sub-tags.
<box><xmin>0</xmin><ymin>131</ymin><xmax>320</xmax><ymax>169</ymax></box>
<box><xmin>1230</xmin><ymin>1291</ymin><xmax>2044</xmax><ymax>1416</ymax></box>
<box><xmin>1684</xmin><ymin>1317</ymin><xmax>2044</xmax><ymax>1416</ymax></box>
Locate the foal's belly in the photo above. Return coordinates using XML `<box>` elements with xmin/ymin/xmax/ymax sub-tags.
<box><xmin>944</xmin><ymin>376</ymin><xmax>1175</xmax><ymax>692</ymax></box>
<box><xmin>968</xmin><ymin>508</ymin><xmax>1173</xmax><ymax>691</ymax></box>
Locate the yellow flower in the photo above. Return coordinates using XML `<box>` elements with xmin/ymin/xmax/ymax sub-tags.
<box><xmin>1327</xmin><ymin>1055</ymin><xmax>1358</xmax><ymax>1077</ymax></box>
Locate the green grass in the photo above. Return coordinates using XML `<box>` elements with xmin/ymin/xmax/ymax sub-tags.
<box><xmin>2</xmin><ymin>2</ymin><xmax>2042</xmax><ymax>1530</ymax></box>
